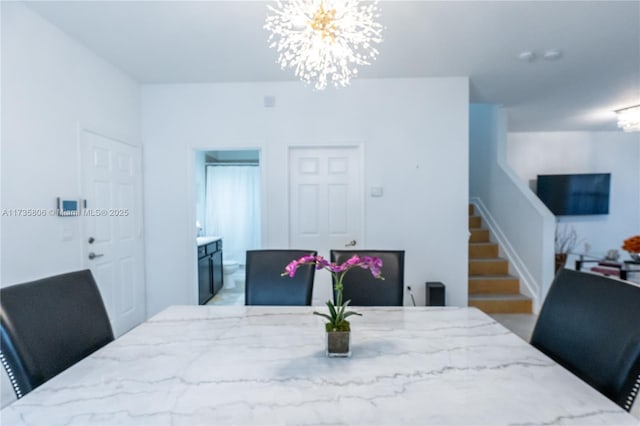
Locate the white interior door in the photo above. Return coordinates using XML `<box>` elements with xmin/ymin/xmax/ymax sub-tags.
<box><xmin>81</xmin><ymin>129</ymin><xmax>145</xmax><ymax>337</ymax></box>
<box><xmin>289</xmin><ymin>146</ymin><xmax>363</xmax><ymax>305</ymax></box>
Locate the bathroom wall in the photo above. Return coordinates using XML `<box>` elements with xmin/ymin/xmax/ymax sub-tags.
<box><xmin>202</xmin><ymin>150</ymin><xmax>261</xmax><ymax>262</ymax></box>
<box><xmin>142</xmin><ymin>78</ymin><xmax>469</xmax><ymax>315</ymax></box>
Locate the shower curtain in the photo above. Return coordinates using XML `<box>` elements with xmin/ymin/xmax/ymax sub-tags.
<box><xmin>205</xmin><ymin>165</ymin><xmax>260</xmax><ymax>264</ymax></box>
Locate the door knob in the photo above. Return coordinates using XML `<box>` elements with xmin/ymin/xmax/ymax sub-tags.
<box><xmin>88</xmin><ymin>237</ymin><xmax>95</xmax><ymax>244</ymax></box>
<box><xmin>88</xmin><ymin>252</ymin><xmax>104</xmax><ymax>260</ymax></box>
<box><xmin>345</xmin><ymin>240</ymin><xmax>357</xmax><ymax>247</ymax></box>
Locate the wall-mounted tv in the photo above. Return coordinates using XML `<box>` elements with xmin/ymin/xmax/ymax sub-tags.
<box><xmin>536</xmin><ymin>173</ymin><xmax>611</xmax><ymax>216</ymax></box>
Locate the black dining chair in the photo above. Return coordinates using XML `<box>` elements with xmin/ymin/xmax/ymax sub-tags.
<box><xmin>0</xmin><ymin>270</ymin><xmax>114</xmax><ymax>399</ymax></box>
<box><xmin>245</xmin><ymin>250</ymin><xmax>317</xmax><ymax>306</ymax></box>
<box><xmin>330</xmin><ymin>250</ymin><xmax>405</xmax><ymax>306</ymax></box>
<box><xmin>530</xmin><ymin>268</ymin><xmax>640</xmax><ymax>411</ymax></box>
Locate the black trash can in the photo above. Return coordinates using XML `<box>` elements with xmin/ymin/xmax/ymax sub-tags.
<box><xmin>425</xmin><ymin>282</ymin><xmax>445</xmax><ymax>306</ymax></box>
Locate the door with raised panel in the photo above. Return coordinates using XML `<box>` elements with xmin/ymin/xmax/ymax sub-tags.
<box><xmin>288</xmin><ymin>146</ymin><xmax>363</xmax><ymax>304</ymax></box>
<box><xmin>81</xmin><ymin>129</ymin><xmax>146</xmax><ymax>337</ymax></box>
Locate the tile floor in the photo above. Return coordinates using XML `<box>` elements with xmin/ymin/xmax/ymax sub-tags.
<box><xmin>207</xmin><ymin>270</ymin><xmax>246</xmax><ymax>306</ymax></box>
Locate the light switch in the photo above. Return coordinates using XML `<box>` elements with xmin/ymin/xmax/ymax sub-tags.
<box><xmin>370</xmin><ymin>186</ymin><xmax>383</xmax><ymax>197</ymax></box>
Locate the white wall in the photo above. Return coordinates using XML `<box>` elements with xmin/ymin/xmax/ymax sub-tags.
<box><xmin>470</xmin><ymin>104</ymin><xmax>555</xmax><ymax>310</ymax></box>
<box><xmin>508</xmin><ymin>131</ymin><xmax>640</xmax><ymax>264</ymax></box>
<box><xmin>1</xmin><ymin>2</ymin><xmax>141</xmax><ymax>285</ymax></box>
<box><xmin>194</xmin><ymin>150</ymin><xmax>206</xmax><ymax>235</ymax></box>
<box><xmin>142</xmin><ymin>78</ymin><xmax>469</xmax><ymax>316</ymax></box>
<box><xmin>0</xmin><ymin>2</ymin><xmax>141</xmax><ymax>408</ymax></box>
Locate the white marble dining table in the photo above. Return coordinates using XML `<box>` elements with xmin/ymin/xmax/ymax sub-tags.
<box><xmin>1</xmin><ymin>306</ymin><xmax>636</xmax><ymax>425</ymax></box>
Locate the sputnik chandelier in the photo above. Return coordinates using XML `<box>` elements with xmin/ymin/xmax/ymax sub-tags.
<box><xmin>615</xmin><ymin>105</ymin><xmax>640</xmax><ymax>132</ymax></box>
<box><xmin>265</xmin><ymin>0</ymin><xmax>383</xmax><ymax>90</ymax></box>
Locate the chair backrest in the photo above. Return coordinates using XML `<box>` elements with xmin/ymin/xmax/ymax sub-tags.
<box><xmin>245</xmin><ymin>250</ymin><xmax>317</xmax><ymax>306</ymax></box>
<box><xmin>0</xmin><ymin>270</ymin><xmax>114</xmax><ymax>399</ymax></box>
<box><xmin>530</xmin><ymin>269</ymin><xmax>640</xmax><ymax>411</ymax></box>
<box><xmin>330</xmin><ymin>250</ymin><xmax>405</xmax><ymax>306</ymax></box>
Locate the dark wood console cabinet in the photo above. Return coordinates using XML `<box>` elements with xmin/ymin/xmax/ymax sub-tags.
<box><xmin>198</xmin><ymin>240</ymin><xmax>223</xmax><ymax>305</ymax></box>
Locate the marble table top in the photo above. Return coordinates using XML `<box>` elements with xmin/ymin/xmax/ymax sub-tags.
<box><xmin>1</xmin><ymin>306</ymin><xmax>636</xmax><ymax>425</ymax></box>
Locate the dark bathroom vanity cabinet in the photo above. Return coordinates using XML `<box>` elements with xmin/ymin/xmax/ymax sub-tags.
<box><xmin>198</xmin><ymin>238</ymin><xmax>223</xmax><ymax>305</ymax></box>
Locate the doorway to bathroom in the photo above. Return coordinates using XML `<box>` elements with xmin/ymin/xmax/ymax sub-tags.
<box><xmin>195</xmin><ymin>149</ymin><xmax>261</xmax><ymax>305</ymax></box>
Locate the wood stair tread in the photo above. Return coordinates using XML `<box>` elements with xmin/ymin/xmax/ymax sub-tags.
<box><xmin>468</xmin><ymin>203</ymin><xmax>532</xmax><ymax>313</ymax></box>
<box><xmin>468</xmin><ymin>274</ymin><xmax>518</xmax><ymax>281</ymax></box>
<box><xmin>469</xmin><ymin>228</ymin><xmax>490</xmax><ymax>243</ymax></box>
<box><xmin>468</xmin><ymin>293</ymin><xmax>531</xmax><ymax>301</ymax></box>
<box><xmin>469</xmin><ymin>257</ymin><xmax>507</xmax><ymax>262</ymax></box>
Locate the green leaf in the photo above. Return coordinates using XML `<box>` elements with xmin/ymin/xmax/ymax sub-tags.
<box><xmin>343</xmin><ymin>311</ymin><xmax>362</xmax><ymax>319</ymax></box>
<box><xmin>313</xmin><ymin>311</ymin><xmax>333</xmax><ymax>322</ymax></box>
<box><xmin>326</xmin><ymin>301</ymin><xmax>337</xmax><ymax>319</ymax></box>
<box><xmin>337</xmin><ymin>303</ymin><xmax>348</xmax><ymax>322</ymax></box>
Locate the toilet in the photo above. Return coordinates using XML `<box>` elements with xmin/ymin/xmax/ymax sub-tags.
<box><xmin>222</xmin><ymin>260</ymin><xmax>239</xmax><ymax>289</ymax></box>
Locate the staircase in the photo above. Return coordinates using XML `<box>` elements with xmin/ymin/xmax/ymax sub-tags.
<box><xmin>468</xmin><ymin>204</ymin><xmax>532</xmax><ymax>314</ymax></box>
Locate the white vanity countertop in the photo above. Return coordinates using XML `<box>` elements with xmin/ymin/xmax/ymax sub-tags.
<box><xmin>1</xmin><ymin>306</ymin><xmax>635</xmax><ymax>425</ymax></box>
<box><xmin>196</xmin><ymin>236</ymin><xmax>221</xmax><ymax>246</ymax></box>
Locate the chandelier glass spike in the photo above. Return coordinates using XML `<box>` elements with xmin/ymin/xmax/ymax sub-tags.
<box><xmin>265</xmin><ymin>0</ymin><xmax>383</xmax><ymax>90</ymax></box>
<box><xmin>615</xmin><ymin>105</ymin><xmax>640</xmax><ymax>132</ymax></box>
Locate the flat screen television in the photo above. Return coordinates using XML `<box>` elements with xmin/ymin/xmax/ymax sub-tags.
<box><xmin>536</xmin><ymin>173</ymin><xmax>610</xmax><ymax>216</ymax></box>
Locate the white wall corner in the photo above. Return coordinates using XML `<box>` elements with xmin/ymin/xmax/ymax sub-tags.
<box><xmin>496</xmin><ymin>108</ymin><xmax>555</xmax><ymax>308</ymax></box>
<box><xmin>469</xmin><ymin>104</ymin><xmax>556</xmax><ymax>313</ymax></box>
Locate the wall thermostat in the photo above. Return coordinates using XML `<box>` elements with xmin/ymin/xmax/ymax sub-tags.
<box><xmin>57</xmin><ymin>197</ymin><xmax>79</xmax><ymax>216</ymax></box>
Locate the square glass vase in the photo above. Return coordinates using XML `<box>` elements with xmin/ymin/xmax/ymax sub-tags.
<box><xmin>326</xmin><ymin>331</ymin><xmax>351</xmax><ymax>357</ymax></box>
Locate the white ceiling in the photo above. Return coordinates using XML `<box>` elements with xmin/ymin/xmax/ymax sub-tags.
<box><xmin>24</xmin><ymin>0</ymin><xmax>640</xmax><ymax>131</ymax></box>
